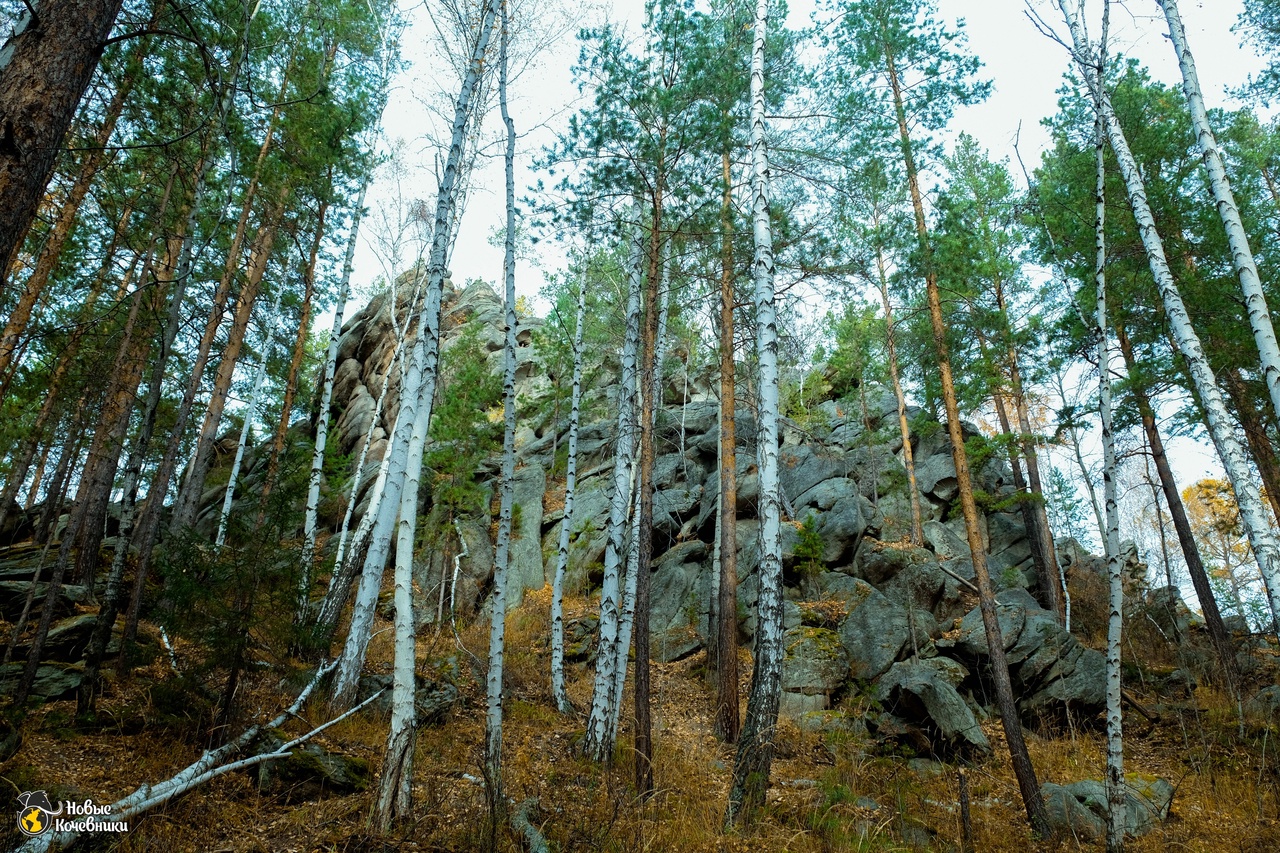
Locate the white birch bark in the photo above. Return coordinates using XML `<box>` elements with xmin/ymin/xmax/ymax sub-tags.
<box><xmin>333</xmin><ymin>0</ymin><xmax>500</xmax><ymax>710</ymax></box>
<box><xmin>215</xmin><ymin>299</ymin><xmax>279</xmax><ymax>548</ymax></box>
<box><xmin>485</xmin><ymin>0</ymin><xmax>517</xmax><ymax>814</ymax></box>
<box><xmin>581</xmin><ymin>226</ymin><xmax>643</xmax><ymax>762</ymax></box>
<box><xmin>1159</xmin><ymin>0</ymin><xmax>1280</xmax><ymax>425</ymax></box>
<box><xmin>302</xmin><ymin>176</ymin><xmax>370</xmax><ymax>608</ymax></box>
<box><xmin>1057</xmin><ymin>0</ymin><xmax>1280</xmax><ymax>633</ymax></box>
<box><xmin>550</xmin><ymin>261</ymin><xmax>588</xmax><ymax>714</ymax></box>
<box><xmin>1089</xmin><ymin>25</ymin><xmax>1126</xmax><ymax>844</ymax></box>
<box><xmin>728</xmin><ymin>0</ymin><xmax>783</xmax><ymax>823</ymax></box>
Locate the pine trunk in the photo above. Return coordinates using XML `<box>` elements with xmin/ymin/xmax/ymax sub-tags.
<box><xmin>1115</xmin><ymin>324</ymin><xmax>1239</xmax><ymax>689</ymax></box>
<box><xmin>262</xmin><ymin>200</ymin><xmax>329</xmax><ymax>512</ymax></box>
<box><xmin>885</xmin><ymin>36</ymin><xmax>1050</xmax><ymax>839</ymax></box>
<box><xmin>875</xmin><ymin>246</ymin><xmax>924</xmax><ymax>546</ymax></box>
<box><xmin>0</xmin><ymin>0</ymin><xmax>126</xmax><ymax>283</ymax></box>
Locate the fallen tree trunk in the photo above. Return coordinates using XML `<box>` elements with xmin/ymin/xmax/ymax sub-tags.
<box><xmin>17</xmin><ymin>660</ymin><xmax>384</xmax><ymax>853</ymax></box>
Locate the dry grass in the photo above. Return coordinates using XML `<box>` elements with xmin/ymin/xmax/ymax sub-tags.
<box><xmin>3</xmin><ymin>580</ymin><xmax>1278</xmax><ymax>852</ymax></box>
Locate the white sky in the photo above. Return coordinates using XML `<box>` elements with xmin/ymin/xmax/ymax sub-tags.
<box><xmin>348</xmin><ymin>0</ymin><xmax>1265</xmax><ymax>306</ymax></box>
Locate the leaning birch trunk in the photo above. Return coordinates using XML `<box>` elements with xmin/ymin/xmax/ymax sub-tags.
<box><xmin>484</xmin><ymin>3</ymin><xmax>517</xmax><ymax>827</ymax></box>
<box><xmin>550</xmin><ymin>263</ymin><xmax>588</xmax><ymax>714</ymax></box>
<box><xmin>1091</xmin><ymin>54</ymin><xmax>1126</xmax><ymax>849</ymax></box>
<box><xmin>1159</xmin><ymin>0</ymin><xmax>1280</xmax><ymax>425</ymax></box>
<box><xmin>1057</xmin><ymin>0</ymin><xmax>1280</xmax><ymax>632</ymax></box>
<box><xmin>331</xmin><ymin>0</ymin><xmax>501</xmax><ymax>710</ymax></box>
<box><xmin>216</xmin><ymin>304</ymin><xmax>279</xmax><ymax>548</ymax></box>
<box><xmin>581</xmin><ymin>228</ymin><xmax>643</xmax><ymax>762</ymax></box>
<box><xmin>17</xmin><ymin>660</ymin><xmax>379</xmax><ymax>853</ymax></box>
<box><xmin>301</xmin><ymin>178</ymin><xmax>369</xmax><ymax>616</ymax></box>
<box><xmin>371</xmin><ymin>334</ymin><xmax>431</xmax><ymax>829</ymax></box>
<box><xmin>727</xmin><ymin>0</ymin><xmax>783</xmax><ymax>824</ymax></box>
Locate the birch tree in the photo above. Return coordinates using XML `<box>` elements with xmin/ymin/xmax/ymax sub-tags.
<box><xmin>1047</xmin><ymin>0</ymin><xmax>1280</xmax><ymax>634</ymax></box>
<box><xmin>581</xmin><ymin>228</ymin><xmax>642</xmax><ymax>762</ymax></box>
<box><xmin>727</xmin><ymin>0</ymin><xmax>783</xmax><ymax>824</ymax></box>
<box><xmin>550</xmin><ymin>259</ymin><xmax>588</xmax><ymax>714</ymax></box>
<box><xmin>484</xmin><ymin>0</ymin><xmax>519</xmax><ymax>829</ymax></box>
<box><xmin>1085</xmin><ymin>9</ymin><xmax>1126</xmax><ymax>845</ymax></box>
<box><xmin>1158</xmin><ymin>0</ymin><xmax>1280</xmax><ymax>426</ymax></box>
<box><xmin>332</xmin><ymin>0</ymin><xmax>501</xmax><ymax>712</ymax></box>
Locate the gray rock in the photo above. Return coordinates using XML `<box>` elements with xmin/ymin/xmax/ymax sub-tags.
<box><xmin>252</xmin><ymin>729</ymin><xmax>372</xmax><ymax>801</ymax></box>
<box><xmin>653</xmin><ymin>627</ymin><xmax>703</xmax><ymax>663</ymax></box>
<box><xmin>505</xmin><ymin>462</ymin><xmax>547</xmax><ymax>608</ymax></box>
<box><xmin>0</xmin><ymin>581</ymin><xmax>90</xmax><ymax>621</ymax></box>
<box><xmin>1042</xmin><ymin>782</ymin><xmax>1105</xmax><ymax>842</ymax></box>
<box><xmin>781</xmin><ymin>626</ymin><xmax>848</xmax><ymax>714</ymax></box>
<box><xmin>1061</xmin><ymin>775</ymin><xmax>1175</xmax><ymax>837</ymax></box>
<box><xmin>1246</xmin><ymin>685</ymin><xmax>1280</xmax><ymax>718</ymax></box>
<box><xmin>793</xmin><ymin>477</ymin><xmax>859</xmax><ymax>512</ymax></box>
<box><xmin>778</xmin><ymin>445</ymin><xmax>847</xmax><ymax>501</ymax></box>
<box><xmin>876</xmin><ymin>658</ymin><xmax>990</xmax><ymax>756</ymax></box>
<box><xmin>834</xmin><ymin>579</ymin><xmax>910</xmax><ymax>681</ymax></box>
<box><xmin>0</xmin><ymin>662</ymin><xmax>83</xmax><ymax>701</ymax></box>
<box><xmin>1144</xmin><ymin>586</ymin><xmax>1204</xmax><ymax>638</ymax></box>
<box><xmin>914</xmin><ymin>448</ymin><xmax>958</xmax><ymax>502</ymax></box>
<box><xmin>649</xmin><ymin>541</ymin><xmax>709</xmax><ymax>637</ymax></box>
<box><xmin>814</xmin><ymin>496</ymin><xmax>866</xmax><ymax>565</ymax></box>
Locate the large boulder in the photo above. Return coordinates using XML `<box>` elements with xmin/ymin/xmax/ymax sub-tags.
<box><xmin>0</xmin><ymin>662</ymin><xmax>83</xmax><ymax>701</ymax></box>
<box><xmin>830</xmin><ymin>577</ymin><xmax>912</xmax><ymax>681</ymax></box>
<box><xmin>649</xmin><ymin>542</ymin><xmax>709</xmax><ymax>661</ymax></box>
<box><xmin>1052</xmin><ymin>775</ymin><xmax>1175</xmax><ymax>838</ymax></box>
<box><xmin>778</xmin><ymin>445</ymin><xmax>848</xmax><ymax>503</ymax></box>
<box><xmin>251</xmin><ymin>729</ymin><xmax>372</xmax><ymax>802</ymax></box>
<box><xmin>780</xmin><ymin>627</ymin><xmax>848</xmax><ymax>717</ymax></box>
<box><xmin>875</xmin><ymin>657</ymin><xmax>990</xmax><ymax>757</ymax></box>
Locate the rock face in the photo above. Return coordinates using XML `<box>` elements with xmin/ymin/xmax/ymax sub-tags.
<box><xmin>191</xmin><ymin>277</ymin><xmax>1115</xmax><ymax>745</ymax></box>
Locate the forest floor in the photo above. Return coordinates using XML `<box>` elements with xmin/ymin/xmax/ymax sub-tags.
<box><xmin>2</xmin><ymin>583</ymin><xmax>1279</xmax><ymax>852</ymax></box>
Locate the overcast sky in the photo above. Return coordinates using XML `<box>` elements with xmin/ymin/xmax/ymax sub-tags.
<box><xmin>349</xmin><ymin>0</ymin><xmax>1265</xmax><ymax>304</ymax></box>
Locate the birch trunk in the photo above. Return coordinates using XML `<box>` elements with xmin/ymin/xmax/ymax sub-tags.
<box><xmin>727</xmin><ymin>0</ymin><xmax>783</xmax><ymax>823</ymax></box>
<box><xmin>1057</xmin><ymin>0</ymin><xmax>1280</xmax><ymax>633</ymax></box>
<box><xmin>331</xmin><ymin>0</ymin><xmax>500</xmax><ymax>710</ymax></box>
<box><xmin>550</xmin><ymin>261</ymin><xmax>588</xmax><ymax>714</ymax></box>
<box><xmin>302</xmin><ymin>179</ymin><xmax>370</xmax><ymax>606</ymax></box>
<box><xmin>581</xmin><ymin>228</ymin><xmax>642</xmax><ymax>762</ymax></box>
<box><xmin>1091</xmin><ymin>60</ymin><xmax>1126</xmax><ymax>849</ymax></box>
<box><xmin>715</xmin><ymin>147</ymin><xmax>740</xmax><ymax>742</ymax></box>
<box><xmin>484</xmin><ymin>1</ymin><xmax>517</xmax><ymax>825</ymax></box>
<box><xmin>1159</xmin><ymin>0</ymin><xmax>1280</xmax><ymax>426</ymax></box>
